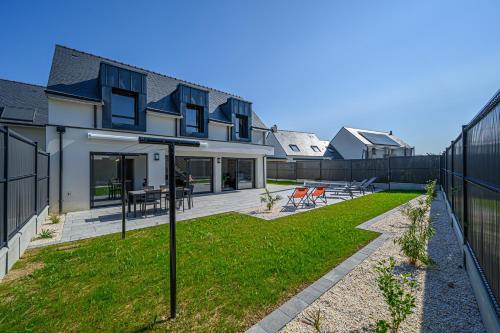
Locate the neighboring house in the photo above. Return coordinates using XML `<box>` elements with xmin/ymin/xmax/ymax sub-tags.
<box><xmin>266</xmin><ymin>125</ymin><xmax>333</xmax><ymax>161</ymax></box>
<box><xmin>0</xmin><ymin>79</ymin><xmax>48</xmax><ymax>149</ymax></box>
<box><xmin>330</xmin><ymin>127</ymin><xmax>414</xmax><ymax>159</ymax></box>
<box><xmin>2</xmin><ymin>44</ymin><xmax>273</xmax><ymax>213</ymax></box>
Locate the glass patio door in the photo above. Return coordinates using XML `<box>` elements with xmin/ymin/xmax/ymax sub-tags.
<box><xmin>221</xmin><ymin>158</ymin><xmax>255</xmax><ymax>191</ymax></box>
<box><xmin>221</xmin><ymin>158</ymin><xmax>237</xmax><ymax>191</ymax></box>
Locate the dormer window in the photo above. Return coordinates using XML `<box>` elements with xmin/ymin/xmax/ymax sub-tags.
<box><xmin>111</xmin><ymin>88</ymin><xmax>137</xmax><ymax>126</ymax></box>
<box><xmin>185</xmin><ymin>104</ymin><xmax>203</xmax><ymax>134</ymax></box>
<box><xmin>289</xmin><ymin>144</ymin><xmax>300</xmax><ymax>152</ymax></box>
<box><xmin>235</xmin><ymin>114</ymin><xmax>249</xmax><ymax>139</ymax></box>
<box><xmin>311</xmin><ymin>145</ymin><xmax>321</xmax><ymax>152</ymax></box>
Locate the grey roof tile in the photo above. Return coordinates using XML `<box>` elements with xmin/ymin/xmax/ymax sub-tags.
<box><xmin>47</xmin><ymin>45</ymin><xmax>264</xmax><ymax>127</ymax></box>
<box><xmin>0</xmin><ymin>79</ymin><xmax>48</xmax><ymax>125</ymax></box>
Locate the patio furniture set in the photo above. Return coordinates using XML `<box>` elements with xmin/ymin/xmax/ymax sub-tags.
<box><xmin>287</xmin><ymin>177</ymin><xmax>377</xmax><ymax>208</ymax></box>
<box><xmin>127</xmin><ymin>185</ymin><xmax>195</xmax><ymax>217</ymax></box>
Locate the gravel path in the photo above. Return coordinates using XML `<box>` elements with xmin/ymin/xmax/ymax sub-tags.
<box><xmin>281</xmin><ymin>193</ymin><xmax>485</xmax><ymax>333</ymax></box>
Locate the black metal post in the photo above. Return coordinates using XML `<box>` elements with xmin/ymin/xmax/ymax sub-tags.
<box><xmin>56</xmin><ymin>126</ymin><xmax>66</xmax><ymax>214</ymax></box>
<box><xmin>3</xmin><ymin>127</ymin><xmax>9</xmax><ymax>246</ymax></box>
<box><xmin>34</xmin><ymin>142</ymin><xmax>38</xmax><ymax>215</ymax></box>
<box><xmin>450</xmin><ymin>140</ymin><xmax>454</xmax><ymax>211</ymax></box>
<box><xmin>461</xmin><ymin>126</ymin><xmax>468</xmax><ymax>244</ymax></box>
<box><xmin>121</xmin><ymin>155</ymin><xmax>126</xmax><ymax>240</ymax></box>
<box><xmin>387</xmin><ymin>156</ymin><xmax>391</xmax><ymax>191</ymax></box>
<box><xmin>168</xmin><ymin>144</ymin><xmax>177</xmax><ymax>318</ymax></box>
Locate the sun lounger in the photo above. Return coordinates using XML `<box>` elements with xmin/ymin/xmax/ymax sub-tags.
<box><xmin>286</xmin><ymin>187</ymin><xmax>310</xmax><ymax>208</ymax></box>
<box><xmin>308</xmin><ymin>186</ymin><xmax>327</xmax><ymax>206</ymax></box>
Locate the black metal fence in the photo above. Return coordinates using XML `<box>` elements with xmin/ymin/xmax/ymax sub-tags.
<box><xmin>441</xmin><ymin>90</ymin><xmax>500</xmax><ymax>309</ymax></box>
<box><xmin>0</xmin><ymin>126</ymin><xmax>49</xmax><ymax>248</ymax></box>
<box><xmin>268</xmin><ymin>155</ymin><xmax>440</xmax><ymax>184</ymax></box>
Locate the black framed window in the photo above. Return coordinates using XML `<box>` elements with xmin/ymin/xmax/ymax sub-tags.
<box><xmin>111</xmin><ymin>88</ymin><xmax>137</xmax><ymax>126</ymax></box>
<box><xmin>235</xmin><ymin>115</ymin><xmax>249</xmax><ymax>139</ymax></box>
<box><xmin>311</xmin><ymin>145</ymin><xmax>321</xmax><ymax>152</ymax></box>
<box><xmin>186</xmin><ymin>104</ymin><xmax>203</xmax><ymax>134</ymax></box>
<box><xmin>289</xmin><ymin>144</ymin><xmax>300</xmax><ymax>152</ymax></box>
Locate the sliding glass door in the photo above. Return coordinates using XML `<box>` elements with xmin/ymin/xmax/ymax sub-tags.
<box><xmin>166</xmin><ymin>157</ymin><xmax>213</xmax><ymax>194</ymax></box>
<box><xmin>221</xmin><ymin>158</ymin><xmax>255</xmax><ymax>191</ymax></box>
<box><xmin>90</xmin><ymin>153</ymin><xmax>147</xmax><ymax>208</ymax></box>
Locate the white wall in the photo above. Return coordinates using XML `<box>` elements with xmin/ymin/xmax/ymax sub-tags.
<box><xmin>208</xmin><ymin>122</ymin><xmax>228</xmax><ymax>141</ymax></box>
<box><xmin>146</xmin><ymin>112</ymin><xmax>176</xmax><ymax>136</ymax></box>
<box><xmin>49</xmin><ymin>98</ymin><xmax>96</xmax><ymax>128</ymax></box>
<box><xmin>46</xmin><ymin>126</ymin><xmax>273</xmax><ymax>213</ymax></box>
<box><xmin>330</xmin><ymin>127</ymin><xmax>366</xmax><ymax>159</ymax></box>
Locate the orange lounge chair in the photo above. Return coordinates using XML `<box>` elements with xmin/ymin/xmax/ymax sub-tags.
<box><xmin>309</xmin><ymin>186</ymin><xmax>327</xmax><ymax>206</ymax></box>
<box><xmin>286</xmin><ymin>187</ymin><xmax>310</xmax><ymax>208</ymax></box>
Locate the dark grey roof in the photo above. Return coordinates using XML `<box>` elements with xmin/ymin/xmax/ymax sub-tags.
<box><xmin>0</xmin><ymin>79</ymin><xmax>48</xmax><ymax>125</ymax></box>
<box><xmin>324</xmin><ymin>145</ymin><xmax>344</xmax><ymax>159</ymax></box>
<box><xmin>47</xmin><ymin>45</ymin><xmax>266</xmax><ymax>128</ymax></box>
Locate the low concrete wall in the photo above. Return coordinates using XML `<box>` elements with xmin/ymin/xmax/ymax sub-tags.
<box><xmin>0</xmin><ymin>206</ymin><xmax>48</xmax><ymax>280</ymax></box>
<box><xmin>441</xmin><ymin>189</ymin><xmax>500</xmax><ymax>333</ymax></box>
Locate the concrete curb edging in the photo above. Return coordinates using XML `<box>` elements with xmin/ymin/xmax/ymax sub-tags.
<box><xmin>0</xmin><ymin>206</ymin><xmax>49</xmax><ymax>281</ymax></box>
<box><xmin>246</xmin><ymin>202</ymin><xmax>410</xmax><ymax>333</ymax></box>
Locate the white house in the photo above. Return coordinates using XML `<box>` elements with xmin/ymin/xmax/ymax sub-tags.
<box><xmin>266</xmin><ymin>125</ymin><xmax>338</xmax><ymax>162</ymax></box>
<box><xmin>329</xmin><ymin>127</ymin><xmax>414</xmax><ymax>159</ymax></box>
<box><xmin>2</xmin><ymin>45</ymin><xmax>274</xmax><ymax>213</ymax></box>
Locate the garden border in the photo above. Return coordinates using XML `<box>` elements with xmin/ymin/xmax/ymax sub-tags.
<box><xmin>246</xmin><ymin>202</ymin><xmax>409</xmax><ymax>333</ymax></box>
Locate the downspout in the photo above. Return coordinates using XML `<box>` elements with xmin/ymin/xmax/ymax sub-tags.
<box><xmin>56</xmin><ymin>126</ymin><xmax>66</xmax><ymax>214</ymax></box>
<box><xmin>93</xmin><ymin>105</ymin><xmax>97</xmax><ymax>128</ymax></box>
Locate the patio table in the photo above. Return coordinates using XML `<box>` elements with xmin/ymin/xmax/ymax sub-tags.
<box><xmin>127</xmin><ymin>188</ymin><xmax>192</xmax><ymax>217</ymax></box>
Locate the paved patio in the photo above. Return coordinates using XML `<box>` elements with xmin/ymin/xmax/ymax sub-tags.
<box><xmin>32</xmin><ymin>184</ymin><xmax>368</xmax><ymax>246</ymax></box>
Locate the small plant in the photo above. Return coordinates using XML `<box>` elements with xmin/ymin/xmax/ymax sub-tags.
<box><xmin>49</xmin><ymin>213</ymin><xmax>61</xmax><ymax>224</ymax></box>
<box><xmin>301</xmin><ymin>308</ymin><xmax>323</xmax><ymax>333</ymax></box>
<box><xmin>375</xmin><ymin>257</ymin><xmax>417</xmax><ymax>333</ymax></box>
<box><xmin>38</xmin><ymin>229</ymin><xmax>55</xmax><ymax>239</ymax></box>
<box><xmin>260</xmin><ymin>188</ymin><xmax>282</xmax><ymax>211</ymax></box>
<box><xmin>395</xmin><ymin>180</ymin><xmax>436</xmax><ymax>266</ymax></box>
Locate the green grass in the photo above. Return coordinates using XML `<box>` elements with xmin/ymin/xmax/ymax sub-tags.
<box><xmin>0</xmin><ymin>190</ymin><xmax>420</xmax><ymax>332</ymax></box>
<box><xmin>266</xmin><ymin>179</ymin><xmax>302</xmax><ymax>186</ymax></box>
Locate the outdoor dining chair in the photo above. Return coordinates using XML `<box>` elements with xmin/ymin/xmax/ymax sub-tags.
<box><xmin>141</xmin><ymin>190</ymin><xmax>161</xmax><ymax>216</ymax></box>
<box><xmin>286</xmin><ymin>187</ymin><xmax>310</xmax><ymax>208</ymax></box>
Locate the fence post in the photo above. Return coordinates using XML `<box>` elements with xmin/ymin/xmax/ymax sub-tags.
<box><xmin>3</xmin><ymin>127</ymin><xmax>9</xmax><ymax>245</ymax></box>
<box><xmin>461</xmin><ymin>126</ymin><xmax>468</xmax><ymax>244</ymax></box>
<box><xmin>34</xmin><ymin>142</ymin><xmax>38</xmax><ymax>215</ymax></box>
<box><xmin>349</xmin><ymin>160</ymin><xmax>353</xmax><ymax>182</ymax></box>
<box><xmin>387</xmin><ymin>157</ymin><xmax>391</xmax><ymax>190</ymax></box>
<box><xmin>450</xmin><ymin>141</ymin><xmax>454</xmax><ymax>211</ymax></box>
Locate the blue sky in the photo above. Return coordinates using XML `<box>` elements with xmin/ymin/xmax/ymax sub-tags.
<box><xmin>1</xmin><ymin>0</ymin><xmax>499</xmax><ymax>154</ymax></box>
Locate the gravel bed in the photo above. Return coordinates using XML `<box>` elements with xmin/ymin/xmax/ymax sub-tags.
<box><xmin>29</xmin><ymin>214</ymin><xmax>66</xmax><ymax>247</ymax></box>
<box><xmin>281</xmin><ymin>194</ymin><xmax>485</xmax><ymax>333</ymax></box>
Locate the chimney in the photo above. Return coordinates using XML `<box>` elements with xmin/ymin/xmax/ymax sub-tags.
<box><xmin>271</xmin><ymin>124</ymin><xmax>278</xmax><ymax>133</ymax></box>
<box><xmin>389</xmin><ymin>130</ymin><xmax>393</xmax><ymax>135</ymax></box>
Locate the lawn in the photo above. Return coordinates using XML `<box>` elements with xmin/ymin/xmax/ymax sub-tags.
<box><xmin>0</xmin><ymin>191</ymin><xmax>420</xmax><ymax>332</ymax></box>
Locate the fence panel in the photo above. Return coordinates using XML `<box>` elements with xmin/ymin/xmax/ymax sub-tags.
<box><xmin>390</xmin><ymin>155</ymin><xmax>440</xmax><ymax>184</ymax></box>
<box><xmin>320</xmin><ymin>160</ymin><xmax>350</xmax><ymax>181</ymax></box>
<box><xmin>0</xmin><ymin>126</ymin><xmax>49</xmax><ymax>247</ymax></box>
<box><xmin>37</xmin><ymin>152</ymin><xmax>49</xmax><ymax>214</ymax></box>
<box><xmin>441</xmin><ymin>91</ymin><xmax>500</xmax><ymax>309</ymax></box>
<box><xmin>352</xmin><ymin>159</ymin><xmax>388</xmax><ymax>182</ymax></box>
<box><xmin>268</xmin><ymin>156</ymin><xmax>440</xmax><ymax>184</ymax></box>
<box><xmin>297</xmin><ymin>160</ymin><xmax>321</xmax><ymax>180</ymax></box>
